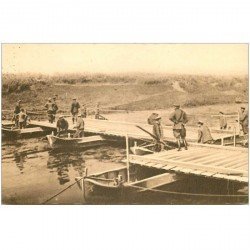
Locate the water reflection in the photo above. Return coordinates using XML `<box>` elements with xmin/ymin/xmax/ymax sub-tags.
<box><xmin>47</xmin><ymin>150</ymin><xmax>86</xmax><ymax>185</ymax></box>
<box><xmin>13</xmin><ymin>152</ymin><xmax>25</xmax><ymax>174</ymax></box>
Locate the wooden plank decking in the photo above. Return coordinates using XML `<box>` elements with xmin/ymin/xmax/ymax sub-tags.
<box><xmin>28</xmin><ymin>118</ymin><xmax>237</xmax><ymax>142</ymax></box>
<box><xmin>128</xmin><ymin>145</ymin><xmax>248</xmax><ymax>183</ymax></box>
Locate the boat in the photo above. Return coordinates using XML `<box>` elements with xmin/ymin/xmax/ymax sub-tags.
<box><xmin>46</xmin><ymin>134</ymin><xmax>106</xmax><ymax>149</ymax></box>
<box><xmin>2</xmin><ymin>124</ymin><xmax>45</xmax><ymax>139</ymax></box>
<box><xmin>76</xmin><ymin>165</ymin><xmax>248</xmax><ymax>205</ymax></box>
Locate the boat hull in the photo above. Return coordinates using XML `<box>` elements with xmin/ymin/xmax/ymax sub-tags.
<box><xmin>47</xmin><ymin>134</ymin><xmax>106</xmax><ymax>150</ymax></box>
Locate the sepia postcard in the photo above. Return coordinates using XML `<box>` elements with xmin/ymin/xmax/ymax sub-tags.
<box><xmin>1</xmin><ymin>44</ymin><xmax>248</xmax><ymax>205</ymax></box>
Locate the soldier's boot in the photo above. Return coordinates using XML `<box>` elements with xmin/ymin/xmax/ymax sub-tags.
<box><xmin>183</xmin><ymin>139</ymin><xmax>188</xmax><ymax>150</ymax></box>
<box><xmin>72</xmin><ymin>118</ymin><xmax>74</xmax><ymax>124</ymax></box>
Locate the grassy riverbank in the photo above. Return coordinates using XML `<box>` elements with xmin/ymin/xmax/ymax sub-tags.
<box><xmin>2</xmin><ymin>73</ymin><xmax>248</xmax><ymax>113</ymax></box>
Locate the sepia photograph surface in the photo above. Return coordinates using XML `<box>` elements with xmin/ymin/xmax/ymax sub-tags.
<box><xmin>1</xmin><ymin>44</ymin><xmax>248</xmax><ymax>205</ymax></box>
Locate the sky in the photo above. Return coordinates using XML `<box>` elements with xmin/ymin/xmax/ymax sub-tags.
<box><xmin>2</xmin><ymin>44</ymin><xmax>248</xmax><ymax>75</ymax></box>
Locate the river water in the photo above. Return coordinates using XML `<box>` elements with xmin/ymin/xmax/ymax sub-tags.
<box><xmin>1</xmin><ymin>136</ymin><xmax>247</xmax><ymax>205</ymax></box>
<box><xmin>1</xmin><ymin>137</ymin><xmax>127</xmax><ymax>204</ymax></box>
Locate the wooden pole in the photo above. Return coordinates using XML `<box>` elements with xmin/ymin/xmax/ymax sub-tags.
<box><xmin>233</xmin><ymin>126</ymin><xmax>236</xmax><ymax>147</ymax></box>
<box><xmin>126</xmin><ymin>133</ymin><xmax>130</xmax><ymax>183</ymax></box>
<box><xmin>238</xmin><ymin>111</ymin><xmax>240</xmax><ymax>134</ymax></box>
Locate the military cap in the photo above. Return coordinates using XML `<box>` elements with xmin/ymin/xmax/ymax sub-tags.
<box><xmin>173</xmin><ymin>104</ymin><xmax>180</xmax><ymax>108</ymax></box>
<box><xmin>59</xmin><ymin>115</ymin><xmax>64</xmax><ymax>119</ymax></box>
<box><xmin>197</xmin><ymin>121</ymin><xmax>203</xmax><ymax>125</ymax></box>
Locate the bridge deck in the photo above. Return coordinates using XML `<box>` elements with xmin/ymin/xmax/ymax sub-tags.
<box><xmin>128</xmin><ymin>145</ymin><xmax>248</xmax><ymax>183</ymax></box>
<box><xmin>28</xmin><ymin>118</ymin><xmax>237</xmax><ymax>143</ymax></box>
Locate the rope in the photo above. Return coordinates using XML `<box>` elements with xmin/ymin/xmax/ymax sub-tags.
<box><xmin>127</xmin><ymin>184</ymin><xmax>248</xmax><ymax>198</ymax></box>
<box><xmin>41</xmin><ymin>177</ymin><xmax>84</xmax><ymax>204</ymax></box>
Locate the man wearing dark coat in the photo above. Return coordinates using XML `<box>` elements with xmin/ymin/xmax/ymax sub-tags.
<box><xmin>152</xmin><ymin>114</ymin><xmax>164</xmax><ymax>152</ymax></box>
<box><xmin>71</xmin><ymin>98</ymin><xmax>80</xmax><ymax>124</ymax></box>
<box><xmin>239</xmin><ymin>106</ymin><xmax>248</xmax><ymax>135</ymax></box>
<box><xmin>56</xmin><ymin>116</ymin><xmax>69</xmax><ymax>136</ymax></box>
<box><xmin>13</xmin><ymin>100</ymin><xmax>22</xmax><ymax>127</ymax></box>
<box><xmin>169</xmin><ymin>104</ymin><xmax>188</xmax><ymax>151</ymax></box>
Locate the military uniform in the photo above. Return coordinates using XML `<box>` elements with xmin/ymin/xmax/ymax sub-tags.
<box><xmin>13</xmin><ymin>102</ymin><xmax>21</xmax><ymax>127</ymax></box>
<box><xmin>219</xmin><ymin>114</ymin><xmax>227</xmax><ymax>130</ymax></box>
<box><xmin>71</xmin><ymin>100</ymin><xmax>80</xmax><ymax>123</ymax></box>
<box><xmin>152</xmin><ymin>118</ymin><xmax>164</xmax><ymax>152</ymax></box>
<box><xmin>18</xmin><ymin>110</ymin><xmax>27</xmax><ymax>129</ymax></box>
<box><xmin>169</xmin><ymin>108</ymin><xmax>188</xmax><ymax>139</ymax></box>
<box><xmin>56</xmin><ymin>118</ymin><xmax>69</xmax><ymax>136</ymax></box>
<box><xmin>73</xmin><ymin>117</ymin><xmax>85</xmax><ymax>138</ymax></box>
<box><xmin>52</xmin><ymin>99</ymin><xmax>58</xmax><ymax>122</ymax></box>
<box><xmin>45</xmin><ymin>100</ymin><xmax>54</xmax><ymax>123</ymax></box>
<box><xmin>169</xmin><ymin>106</ymin><xmax>188</xmax><ymax>150</ymax></box>
<box><xmin>239</xmin><ymin>108</ymin><xmax>248</xmax><ymax>134</ymax></box>
<box><xmin>198</xmin><ymin>124</ymin><xmax>214</xmax><ymax>144</ymax></box>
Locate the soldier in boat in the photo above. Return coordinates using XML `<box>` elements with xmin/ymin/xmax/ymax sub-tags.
<box><xmin>73</xmin><ymin>113</ymin><xmax>85</xmax><ymax>138</ymax></box>
<box><xmin>12</xmin><ymin>100</ymin><xmax>22</xmax><ymax>128</ymax></box>
<box><xmin>52</xmin><ymin>96</ymin><xmax>58</xmax><ymax>123</ymax></box>
<box><xmin>152</xmin><ymin>114</ymin><xmax>164</xmax><ymax>152</ymax></box>
<box><xmin>219</xmin><ymin>111</ymin><xmax>227</xmax><ymax>130</ymax></box>
<box><xmin>71</xmin><ymin>98</ymin><xmax>81</xmax><ymax>124</ymax></box>
<box><xmin>56</xmin><ymin>115</ymin><xmax>69</xmax><ymax>137</ymax></box>
<box><xmin>197</xmin><ymin>121</ymin><xmax>214</xmax><ymax>144</ymax></box>
<box><xmin>45</xmin><ymin>98</ymin><xmax>54</xmax><ymax>123</ymax></box>
<box><xmin>169</xmin><ymin>104</ymin><xmax>188</xmax><ymax>151</ymax></box>
<box><xmin>239</xmin><ymin>106</ymin><xmax>248</xmax><ymax>135</ymax></box>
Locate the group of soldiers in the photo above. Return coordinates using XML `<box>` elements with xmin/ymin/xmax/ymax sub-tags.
<box><xmin>12</xmin><ymin>100</ymin><xmax>29</xmax><ymax>129</ymax></box>
<box><xmin>151</xmin><ymin>104</ymin><xmax>248</xmax><ymax>152</ymax></box>
<box><xmin>151</xmin><ymin>104</ymin><xmax>189</xmax><ymax>152</ymax></box>
<box><xmin>12</xmin><ymin>97</ymin><xmax>248</xmax><ymax>148</ymax></box>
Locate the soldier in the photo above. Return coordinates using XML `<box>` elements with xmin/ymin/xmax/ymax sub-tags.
<box><xmin>71</xmin><ymin>98</ymin><xmax>80</xmax><ymax>124</ymax></box>
<box><xmin>73</xmin><ymin>113</ymin><xmax>85</xmax><ymax>138</ymax></box>
<box><xmin>13</xmin><ymin>100</ymin><xmax>22</xmax><ymax>128</ymax></box>
<box><xmin>56</xmin><ymin>115</ymin><xmax>69</xmax><ymax>137</ymax></box>
<box><xmin>45</xmin><ymin>98</ymin><xmax>54</xmax><ymax>123</ymax></box>
<box><xmin>197</xmin><ymin>121</ymin><xmax>214</xmax><ymax>144</ymax></box>
<box><xmin>239</xmin><ymin>106</ymin><xmax>248</xmax><ymax>135</ymax></box>
<box><xmin>52</xmin><ymin>96</ymin><xmax>58</xmax><ymax>123</ymax></box>
<box><xmin>82</xmin><ymin>104</ymin><xmax>87</xmax><ymax>118</ymax></box>
<box><xmin>95</xmin><ymin>102</ymin><xmax>100</xmax><ymax>119</ymax></box>
<box><xmin>219</xmin><ymin>111</ymin><xmax>227</xmax><ymax>130</ymax></box>
<box><xmin>152</xmin><ymin>114</ymin><xmax>164</xmax><ymax>152</ymax></box>
<box><xmin>18</xmin><ymin>108</ymin><xmax>27</xmax><ymax>129</ymax></box>
<box><xmin>169</xmin><ymin>104</ymin><xmax>188</xmax><ymax>151</ymax></box>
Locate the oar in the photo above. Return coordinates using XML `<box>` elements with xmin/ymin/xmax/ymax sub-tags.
<box><xmin>136</xmin><ymin>125</ymin><xmax>171</xmax><ymax>149</ymax></box>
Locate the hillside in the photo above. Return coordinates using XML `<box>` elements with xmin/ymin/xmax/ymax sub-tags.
<box><xmin>1</xmin><ymin>73</ymin><xmax>248</xmax><ymax>113</ymax></box>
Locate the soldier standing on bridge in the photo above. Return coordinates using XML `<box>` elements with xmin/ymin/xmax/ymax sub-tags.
<box><xmin>239</xmin><ymin>106</ymin><xmax>248</xmax><ymax>135</ymax></box>
<box><xmin>152</xmin><ymin>114</ymin><xmax>164</xmax><ymax>152</ymax></box>
<box><xmin>45</xmin><ymin>98</ymin><xmax>54</xmax><ymax>123</ymax></box>
<box><xmin>12</xmin><ymin>100</ymin><xmax>22</xmax><ymax>128</ymax></box>
<box><xmin>52</xmin><ymin>96</ymin><xmax>58</xmax><ymax>123</ymax></box>
<box><xmin>71</xmin><ymin>98</ymin><xmax>80</xmax><ymax>124</ymax></box>
<box><xmin>169</xmin><ymin>104</ymin><xmax>188</xmax><ymax>151</ymax></box>
<box><xmin>197</xmin><ymin>121</ymin><xmax>214</xmax><ymax>144</ymax></box>
<box><xmin>219</xmin><ymin>111</ymin><xmax>227</xmax><ymax>130</ymax></box>
<box><xmin>82</xmin><ymin>104</ymin><xmax>87</xmax><ymax>118</ymax></box>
